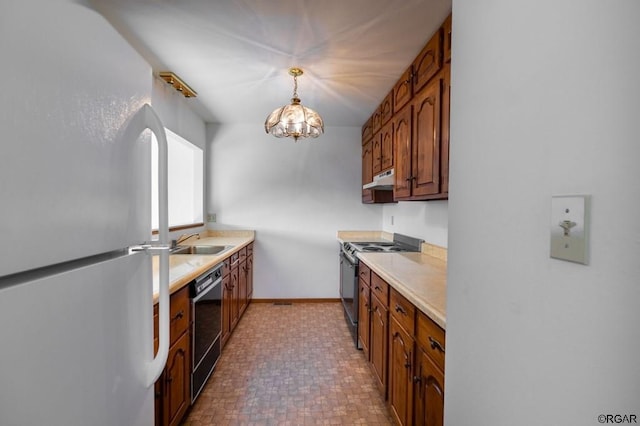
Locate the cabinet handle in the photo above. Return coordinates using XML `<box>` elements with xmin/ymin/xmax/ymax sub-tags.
<box><xmin>165</xmin><ymin>375</ymin><xmax>173</xmax><ymax>384</ymax></box>
<box><xmin>172</xmin><ymin>310</ymin><xmax>184</xmax><ymax>321</ymax></box>
<box><xmin>395</xmin><ymin>304</ymin><xmax>407</xmax><ymax>315</ymax></box>
<box><xmin>413</xmin><ymin>375</ymin><xmax>421</xmax><ymax>384</ymax></box>
<box><xmin>429</xmin><ymin>336</ymin><xmax>446</xmax><ymax>353</ymax></box>
<box><xmin>404</xmin><ymin>361</ymin><xmax>411</xmax><ymax>369</ymax></box>
<box><xmin>374</xmin><ymin>285</ymin><xmax>381</xmax><ymax>291</ymax></box>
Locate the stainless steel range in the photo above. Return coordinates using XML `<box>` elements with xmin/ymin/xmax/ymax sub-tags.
<box><xmin>339</xmin><ymin>233</ymin><xmax>423</xmax><ymax>348</ymax></box>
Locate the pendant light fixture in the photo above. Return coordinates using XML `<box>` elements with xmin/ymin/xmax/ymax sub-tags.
<box><xmin>264</xmin><ymin>67</ymin><xmax>324</xmax><ymax>142</ymax></box>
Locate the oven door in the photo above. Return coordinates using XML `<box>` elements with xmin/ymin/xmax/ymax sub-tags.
<box><xmin>339</xmin><ymin>249</ymin><xmax>359</xmax><ymax>347</ymax></box>
<box><xmin>191</xmin><ymin>274</ymin><xmax>222</xmax><ymax>402</ymax></box>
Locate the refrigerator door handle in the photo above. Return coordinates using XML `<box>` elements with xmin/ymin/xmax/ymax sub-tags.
<box><xmin>131</xmin><ymin>104</ymin><xmax>171</xmax><ymax>387</ymax></box>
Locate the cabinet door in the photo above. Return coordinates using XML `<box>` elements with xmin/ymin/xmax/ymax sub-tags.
<box><xmin>440</xmin><ymin>64</ymin><xmax>450</xmax><ymax>195</ymax></box>
<box><xmin>380</xmin><ymin>91</ymin><xmax>394</xmax><ymax>126</ymax></box>
<box><xmin>389</xmin><ymin>317</ymin><xmax>415</xmax><ymax>426</ymax></box>
<box><xmin>443</xmin><ymin>13</ymin><xmax>452</xmax><ymax>64</ymax></box>
<box><xmin>247</xmin><ymin>254</ymin><xmax>254</xmax><ymax>299</ymax></box>
<box><xmin>230</xmin><ymin>265</ymin><xmax>240</xmax><ymax>330</ymax></box>
<box><xmin>414</xmin><ymin>350</ymin><xmax>445</xmax><ymax>426</ymax></box>
<box><xmin>393</xmin><ymin>105</ymin><xmax>413</xmax><ymax>200</ymax></box>
<box><xmin>394</xmin><ymin>66</ymin><xmax>413</xmax><ymax>112</ymax></box>
<box><xmin>239</xmin><ymin>260</ymin><xmax>248</xmax><ymax>316</ymax></box>
<box><xmin>221</xmin><ymin>274</ymin><xmax>231</xmax><ymax>346</ymax></box>
<box><xmin>358</xmin><ymin>280</ymin><xmax>371</xmax><ymax>357</ymax></box>
<box><xmin>372</xmin><ymin>106</ymin><xmax>382</xmax><ymax>133</ymax></box>
<box><xmin>370</xmin><ymin>294</ymin><xmax>388</xmax><ymax>395</ymax></box>
<box><xmin>164</xmin><ymin>331</ymin><xmax>190</xmax><ymax>426</ymax></box>
<box><xmin>412</xmin><ymin>77</ymin><xmax>442</xmax><ymax>198</ymax></box>
<box><xmin>381</xmin><ymin>120</ymin><xmax>394</xmax><ymax>171</ymax></box>
<box><xmin>362</xmin><ymin>140</ymin><xmax>373</xmax><ymax>203</ymax></box>
<box><xmin>362</xmin><ymin>117</ymin><xmax>374</xmax><ymax>142</ymax></box>
<box><xmin>372</xmin><ymin>132</ymin><xmax>382</xmax><ymax>174</ymax></box>
<box><xmin>413</xmin><ymin>29</ymin><xmax>443</xmax><ymax>94</ymax></box>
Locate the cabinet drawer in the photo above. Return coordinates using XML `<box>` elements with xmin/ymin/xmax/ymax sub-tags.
<box><xmin>390</xmin><ymin>288</ymin><xmax>415</xmax><ymax>335</ymax></box>
<box><xmin>359</xmin><ymin>262</ymin><xmax>371</xmax><ymax>285</ymax></box>
<box><xmin>371</xmin><ymin>272</ymin><xmax>389</xmax><ymax>307</ymax></box>
<box><xmin>416</xmin><ymin>310</ymin><xmax>446</xmax><ymax>371</ymax></box>
<box><xmin>169</xmin><ymin>286</ymin><xmax>190</xmax><ymax>345</ymax></box>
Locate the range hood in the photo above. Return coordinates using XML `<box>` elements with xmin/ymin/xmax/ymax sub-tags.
<box><xmin>363</xmin><ymin>169</ymin><xmax>395</xmax><ymax>190</ymax></box>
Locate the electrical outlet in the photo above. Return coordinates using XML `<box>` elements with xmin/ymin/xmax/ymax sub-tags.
<box><xmin>550</xmin><ymin>195</ymin><xmax>590</xmax><ymax>264</ymax></box>
<box><xmin>207</xmin><ymin>213</ymin><xmax>216</xmax><ymax>223</ymax></box>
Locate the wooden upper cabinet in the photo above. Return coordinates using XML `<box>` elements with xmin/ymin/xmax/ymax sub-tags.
<box><xmin>380</xmin><ymin>121</ymin><xmax>394</xmax><ymax>172</ymax></box>
<box><xmin>362</xmin><ymin>117</ymin><xmax>373</xmax><ymax>144</ymax></box>
<box><xmin>372</xmin><ymin>132</ymin><xmax>382</xmax><ymax>174</ymax></box>
<box><xmin>412</xmin><ymin>28</ymin><xmax>443</xmax><ymax>95</ymax></box>
<box><xmin>380</xmin><ymin>91</ymin><xmax>394</xmax><ymax>126</ymax></box>
<box><xmin>372</xmin><ymin>106</ymin><xmax>383</xmax><ymax>133</ymax></box>
<box><xmin>393</xmin><ymin>105</ymin><xmax>412</xmax><ymax>199</ymax></box>
<box><xmin>362</xmin><ymin>139</ymin><xmax>374</xmax><ymax>203</ymax></box>
<box><xmin>440</xmin><ymin>64</ymin><xmax>451</xmax><ymax>195</ymax></box>
<box><xmin>443</xmin><ymin>13</ymin><xmax>452</xmax><ymax>64</ymax></box>
<box><xmin>411</xmin><ymin>75</ymin><xmax>442</xmax><ymax>198</ymax></box>
<box><xmin>394</xmin><ymin>65</ymin><xmax>413</xmax><ymax>112</ymax></box>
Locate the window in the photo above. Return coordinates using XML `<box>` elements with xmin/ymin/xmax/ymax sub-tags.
<box><xmin>151</xmin><ymin>128</ymin><xmax>204</xmax><ymax>231</ymax></box>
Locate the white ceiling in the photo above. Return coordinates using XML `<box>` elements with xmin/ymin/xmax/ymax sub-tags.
<box><xmin>91</xmin><ymin>0</ymin><xmax>451</xmax><ymax>127</ymax></box>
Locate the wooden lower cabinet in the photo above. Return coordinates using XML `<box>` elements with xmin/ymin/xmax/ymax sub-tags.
<box><xmin>246</xmin><ymin>251</ymin><xmax>254</xmax><ymax>299</ymax></box>
<box><xmin>222</xmin><ymin>246</ymin><xmax>253</xmax><ymax>348</ymax></box>
<box><xmin>359</xmin><ymin>261</ymin><xmax>446</xmax><ymax>426</ymax></box>
<box><xmin>370</xmin><ymin>293</ymin><xmax>389</xmax><ymax>395</ymax></box>
<box><xmin>154</xmin><ymin>287</ymin><xmax>191</xmax><ymax>426</ymax></box>
<box><xmin>163</xmin><ymin>331</ymin><xmax>191</xmax><ymax>426</ymax></box>
<box><xmin>389</xmin><ymin>317</ymin><xmax>415</xmax><ymax>426</ymax></box>
<box><xmin>414</xmin><ymin>349</ymin><xmax>445</xmax><ymax>426</ymax></box>
<box><xmin>239</xmin><ymin>257</ymin><xmax>248</xmax><ymax>317</ymax></box>
<box><xmin>357</xmin><ymin>279</ymin><xmax>371</xmax><ymax>355</ymax></box>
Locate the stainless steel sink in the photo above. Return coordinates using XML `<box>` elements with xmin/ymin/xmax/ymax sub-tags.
<box><xmin>170</xmin><ymin>245</ymin><xmax>232</xmax><ymax>255</ymax></box>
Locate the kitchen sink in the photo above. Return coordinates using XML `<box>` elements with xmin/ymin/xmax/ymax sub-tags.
<box><xmin>170</xmin><ymin>244</ymin><xmax>232</xmax><ymax>255</ymax></box>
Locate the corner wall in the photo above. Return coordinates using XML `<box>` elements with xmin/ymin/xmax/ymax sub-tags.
<box><xmin>446</xmin><ymin>1</ymin><xmax>640</xmax><ymax>425</ymax></box>
<box><xmin>207</xmin><ymin>124</ymin><xmax>383</xmax><ymax>298</ymax></box>
<box><xmin>382</xmin><ymin>201</ymin><xmax>448</xmax><ymax>247</ymax></box>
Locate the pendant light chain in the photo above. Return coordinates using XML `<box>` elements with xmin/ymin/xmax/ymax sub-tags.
<box><xmin>292</xmin><ymin>74</ymin><xmax>299</xmax><ymax>99</ymax></box>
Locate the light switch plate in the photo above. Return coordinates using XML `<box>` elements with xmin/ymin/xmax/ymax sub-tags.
<box><xmin>550</xmin><ymin>195</ymin><xmax>590</xmax><ymax>264</ymax></box>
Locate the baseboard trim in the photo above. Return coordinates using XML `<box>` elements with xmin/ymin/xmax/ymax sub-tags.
<box><xmin>251</xmin><ymin>298</ymin><xmax>341</xmax><ymax>304</ymax></box>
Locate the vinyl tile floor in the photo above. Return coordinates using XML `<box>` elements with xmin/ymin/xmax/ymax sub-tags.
<box><xmin>182</xmin><ymin>302</ymin><xmax>393</xmax><ymax>426</ymax></box>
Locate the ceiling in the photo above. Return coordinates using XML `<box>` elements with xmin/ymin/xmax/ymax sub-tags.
<box><xmin>91</xmin><ymin>0</ymin><xmax>451</xmax><ymax>127</ymax></box>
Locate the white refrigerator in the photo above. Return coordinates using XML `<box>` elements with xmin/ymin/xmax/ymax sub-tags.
<box><xmin>0</xmin><ymin>1</ymin><xmax>170</xmax><ymax>425</ymax></box>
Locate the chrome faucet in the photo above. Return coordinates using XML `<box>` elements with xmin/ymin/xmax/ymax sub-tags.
<box><xmin>175</xmin><ymin>233</ymin><xmax>200</xmax><ymax>246</ymax></box>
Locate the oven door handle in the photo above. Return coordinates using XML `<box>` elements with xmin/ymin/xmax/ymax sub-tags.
<box><xmin>341</xmin><ymin>250</ymin><xmax>358</xmax><ymax>265</ymax></box>
<box><xmin>191</xmin><ymin>277</ymin><xmax>222</xmax><ymax>302</ymax></box>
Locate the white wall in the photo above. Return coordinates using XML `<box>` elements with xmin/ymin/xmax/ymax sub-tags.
<box><xmin>151</xmin><ymin>78</ymin><xmax>208</xmax><ymax>239</ymax></box>
<box><xmin>382</xmin><ymin>201</ymin><xmax>448</xmax><ymax>247</ymax></box>
<box><xmin>151</xmin><ymin>78</ymin><xmax>207</xmax><ymax>150</ymax></box>
<box><xmin>446</xmin><ymin>1</ymin><xmax>640</xmax><ymax>425</ymax></box>
<box><xmin>207</xmin><ymin>124</ymin><xmax>382</xmax><ymax>298</ymax></box>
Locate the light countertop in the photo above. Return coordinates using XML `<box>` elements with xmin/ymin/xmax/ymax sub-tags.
<box><xmin>338</xmin><ymin>230</ymin><xmax>447</xmax><ymax>329</ymax></box>
<box><xmin>152</xmin><ymin>230</ymin><xmax>255</xmax><ymax>302</ymax></box>
<box><xmin>358</xmin><ymin>252</ymin><xmax>447</xmax><ymax>329</ymax></box>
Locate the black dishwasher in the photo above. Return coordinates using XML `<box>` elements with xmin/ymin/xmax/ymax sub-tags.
<box><xmin>190</xmin><ymin>262</ymin><xmax>223</xmax><ymax>402</ymax></box>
